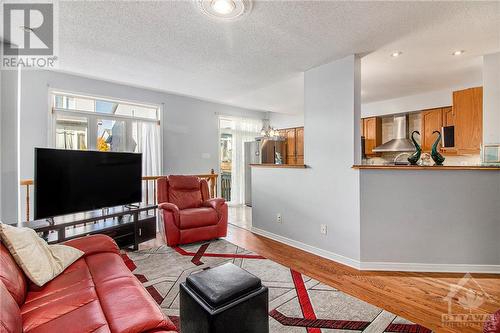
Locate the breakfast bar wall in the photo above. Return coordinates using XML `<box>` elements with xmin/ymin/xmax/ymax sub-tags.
<box><xmin>251</xmin><ymin>55</ymin><xmax>500</xmax><ymax>273</ymax></box>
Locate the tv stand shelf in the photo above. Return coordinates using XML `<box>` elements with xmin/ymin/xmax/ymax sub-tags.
<box><xmin>13</xmin><ymin>204</ymin><xmax>157</xmax><ymax>250</ymax></box>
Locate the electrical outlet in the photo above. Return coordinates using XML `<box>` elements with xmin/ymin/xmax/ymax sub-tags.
<box><xmin>276</xmin><ymin>213</ymin><xmax>282</xmax><ymax>224</ymax></box>
<box><xmin>320</xmin><ymin>224</ymin><xmax>327</xmax><ymax>235</ymax></box>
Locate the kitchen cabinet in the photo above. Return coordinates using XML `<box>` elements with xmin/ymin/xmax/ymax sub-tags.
<box><xmin>442</xmin><ymin>106</ymin><xmax>454</xmax><ymax>127</ymax></box>
<box><xmin>296</xmin><ymin>127</ymin><xmax>304</xmax><ymax>165</ymax></box>
<box><xmin>362</xmin><ymin>117</ymin><xmax>382</xmax><ymax>156</ymax></box>
<box><xmin>278</xmin><ymin>127</ymin><xmax>304</xmax><ymax>165</ymax></box>
<box><xmin>421</xmin><ymin>108</ymin><xmax>443</xmax><ymax>152</ymax></box>
<box><xmin>453</xmin><ymin>87</ymin><xmax>482</xmax><ymax>153</ymax></box>
<box><xmin>285</xmin><ymin>128</ymin><xmax>296</xmax><ymax>164</ymax></box>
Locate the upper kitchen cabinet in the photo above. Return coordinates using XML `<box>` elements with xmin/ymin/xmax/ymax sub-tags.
<box><xmin>362</xmin><ymin>117</ymin><xmax>382</xmax><ymax>156</ymax></box>
<box><xmin>442</xmin><ymin>106</ymin><xmax>454</xmax><ymax>127</ymax></box>
<box><xmin>453</xmin><ymin>87</ymin><xmax>483</xmax><ymax>153</ymax></box>
<box><xmin>421</xmin><ymin>108</ymin><xmax>443</xmax><ymax>152</ymax></box>
<box><xmin>285</xmin><ymin>128</ymin><xmax>296</xmax><ymax>164</ymax></box>
<box><xmin>278</xmin><ymin>127</ymin><xmax>304</xmax><ymax>165</ymax></box>
<box><xmin>295</xmin><ymin>127</ymin><xmax>304</xmax><ymax>165</ymax></box>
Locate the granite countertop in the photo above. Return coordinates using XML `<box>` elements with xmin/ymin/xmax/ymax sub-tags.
<box><xmin>352</xmin><ymin>163</ymin><xmax>500</xmax><ymax>170</ymax></box>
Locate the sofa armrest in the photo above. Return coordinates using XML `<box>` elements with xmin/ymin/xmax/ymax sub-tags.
<box><xmin>63</xmin><ymin>234</ymin><xmax>119</xmax><ymax>256</ymax></box>
<box><xmin>158</xmin><ymin>202</ymin><xmax>180</xmax><ymax>226</ymax></box>
<box><xmin>202</xmin><ymin>198</ymin><xmax>226</xmax><ymax>220</ymax></box>
<box><xmin>202</xmin><ymin>198</ymin><xmax>225</xmax><ymax>211</ymax></box>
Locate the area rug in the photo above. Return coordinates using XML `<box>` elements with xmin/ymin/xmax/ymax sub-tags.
<box><xmin>122</xmin><ymin>239</ymin><xmax>432</xmax><ymax>333</ymax></box>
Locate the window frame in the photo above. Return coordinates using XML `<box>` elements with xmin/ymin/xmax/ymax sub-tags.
<box><xmin>49</xmin><ymin>90</ymin><xmax>161</xmax><ymax>152</ymax></box>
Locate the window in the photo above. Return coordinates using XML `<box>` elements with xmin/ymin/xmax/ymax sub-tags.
<box><xmin>50</xmin><ymin>91</ymin><xmax>161</xmax><ymax>177</ymax></box>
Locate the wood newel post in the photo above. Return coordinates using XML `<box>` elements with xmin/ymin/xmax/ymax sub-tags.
<box><xmin>153</xmin><ymin>181</ymin><xmax>157</xmax><ymax>205</ymax></box>
<box><xmin>210</xmin><ymin>168</ymin><xmax>216</xmax><ymax>198</ymax></box>
<box><xmin>26</xmin><ymin>184</ymin><xmax>30</xmax><ymax>221</ymax></box>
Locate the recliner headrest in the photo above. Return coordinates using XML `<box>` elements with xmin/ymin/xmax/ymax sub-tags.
<box><xmin>168</xmin><ymin>175</ymin><xmax>200</xmax><ymax>190</ymax></box>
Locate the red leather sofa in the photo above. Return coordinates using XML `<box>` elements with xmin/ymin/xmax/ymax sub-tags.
<box><xmin>157</xmin><ymin>175</ymin><xmax>228</xmax><ymax>247</ymax></box>
<box><xmin>0</xmin><ymin>234</ymin><xmax>176</xmax><ymax>333</ymax></box>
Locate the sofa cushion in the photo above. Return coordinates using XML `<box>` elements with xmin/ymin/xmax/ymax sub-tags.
<box><xmin>0</xmin><ymin>243</ymin><xmax>27</xmax><ymax>306</ymax></box>
<box><xmin>0</xmin><ymin>281</ymin><xmax>22</xmax><ymax>333</ymax></box>
<box><xmin>95</xmin><ymin>277</ymin><xmax>174</xmax><ymax>333</ymax></box>
<box><xmin>168</xmin><ymin>176</ymin><xmax>202</xmax><ymax>210</ymax></box>
<box><xmin>24</xmin><ymin>259</ymin><xmax>92</xmax><ymax>304</ymax></box>
<box><xmin>0</xmin><ymin>223</ymin><xmax>83</xmax><ymax>287</ymax></box>
<box><xmin>179</xmin><ymin>207</ymin><xmax>218</xmax><ymax>229</ymax></box>
<box><xmin>22</xmin><ymin>290</ymin><xmax>110</xmax><ymax>333</ymax></box>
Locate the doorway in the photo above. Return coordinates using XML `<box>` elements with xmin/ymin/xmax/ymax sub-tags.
<box><xmin>218</xmin><ymin>116</ymin><xmax>262</xmax><ymax>230</ymax></box>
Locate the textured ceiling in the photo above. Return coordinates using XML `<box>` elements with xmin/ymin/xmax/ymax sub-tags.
<box><xmin>54</xmin><ymin>1</ymin><xmax>500</xmax><ymax>113</ymax></box>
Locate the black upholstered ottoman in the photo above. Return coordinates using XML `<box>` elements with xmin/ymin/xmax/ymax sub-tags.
<box><xmin>180</xmin><ymin>262</ymin><xmax>269</xmax><ymax>333</ymax></box>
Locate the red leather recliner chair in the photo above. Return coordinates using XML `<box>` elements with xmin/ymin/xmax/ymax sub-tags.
<box><xmin>157</xmin><ymin>175</ymin><xmax>228</xmax><ymax>247</ymax></box>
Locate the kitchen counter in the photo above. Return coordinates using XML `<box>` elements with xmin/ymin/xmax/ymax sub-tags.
<box><xmin>352</xmin><ymin>164</ymin><xmax>500</xmax><ymax>170</ymax></box>
<box><xmin>250</xmin><ymin>164</ymin><xmax>307</xmax><ymax>169</ymax></box>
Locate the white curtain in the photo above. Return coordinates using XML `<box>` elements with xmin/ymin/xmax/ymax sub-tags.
<box><xmin>226</xmin><ymin>117</ymin><xmax>262</xmax><ymax>205</ymax></box>
<box><xmin>137</xmin><ymin>121</ymin><xmax>161</xmax><ymax>177</ymax></box>
<box><xmin>133</xmin><ymin>121</ymin><xmax>161</xmax><ymax>209</ymax></box>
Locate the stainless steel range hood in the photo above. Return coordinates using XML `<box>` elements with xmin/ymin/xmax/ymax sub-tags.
<box><xmin>372</xmin><ymin>115</ymin><xmax>416</xmax><ymax>153</ymax></box>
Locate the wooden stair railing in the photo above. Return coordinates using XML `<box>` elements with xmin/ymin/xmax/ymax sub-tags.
<box><xmin>20</xmin><ymin>169</ymin><xmax>218</xmax><ymax>221</ymax></box>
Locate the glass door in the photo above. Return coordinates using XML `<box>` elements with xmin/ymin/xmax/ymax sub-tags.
<box><xmin>96</xmin><ymin>118</ymin><xmax>127</xmax><ymax>152</ymax></box>
<box><xmin>54</xmin><ymin>114</ymin><xmax>89</xmax><ymax>150</ymax></box>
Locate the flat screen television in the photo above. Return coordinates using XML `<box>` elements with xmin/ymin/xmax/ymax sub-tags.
<box><xmin>34</xmin><ymin>148</ymin><xmax>142</xmax><ymax>219</ymax></box>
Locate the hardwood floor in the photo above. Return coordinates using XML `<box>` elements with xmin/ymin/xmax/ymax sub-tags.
<box><xmin>142</xmin><ymin>226</ymin><xmax>499</xmax><ymax>333</ymax></box>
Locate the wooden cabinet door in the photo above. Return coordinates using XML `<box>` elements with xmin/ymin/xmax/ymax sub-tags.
<box><xmin>421</xmin><ymin>108</ymin><xmax>443</xmax><ymax>152</ymax></box>
<box><xmin>295</xmin><ymin>127</ymin><xmax>304</xmax><ymax>163</ymax></box>
<box><xmin>454</xmin><ymin>87</ymin><xmax>482</xmax><ymax>152</ymax></box>
<box><xmin>363</xmin><ymin>117</ymin><xmax>381</xmax><ymax>155</ymax></box>
<box><xmin>286</xmin><ymin>129</ymin><xmax>296</xmax><ymax>164</ymax></box>
<box><xmin>442</xmin><ymin>106</ymin><xmax>454</xmax><ymax>127</ymax></box>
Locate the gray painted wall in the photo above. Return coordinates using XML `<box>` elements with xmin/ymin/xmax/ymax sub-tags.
<box><xmin>252</xmin><ymin>55</ymin><xmax>362</xmax><ymax>261</ymax></box>
<box><xmin>4</xmin><ymin>70</ymin><xmax>264</xmax><ymax>222</ymax></box>
<box><xmin>270</xmin><ymin>112</ymin><xmax>304</xmax><ymax>129</ymax></box>
<box><xmin>483</xmin><ymin>52</ymin><xmax>500</xmax><ymax>145</ymax></box>
<box><xmin>1</xmin><ymin>70</ymin><xmax>19</xmax><ymax>223</ymax></box>
<box><xmin>360</xmin><ymin>170</ymin><xmax>500</xmax><ymax>266</ymax></box>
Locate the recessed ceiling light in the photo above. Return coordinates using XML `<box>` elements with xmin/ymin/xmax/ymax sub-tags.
<box><xmin>391</xmin><ymin>51</ymin><xmax>402</xmax><ymax>57</ymax></box>
<box><xmin>452</xmin><ymin>50</ymin><xmax>465</xmax><ymax>56</ymax></box>
<box><xmin>211</xmin><ymin>0</ymin><xmax>235</xmax><ymax>15</ymax></box>
<box><xmin>198</xmin><ymin>0</ymin><xmax>251</xmax><ymax>21</ymax></box>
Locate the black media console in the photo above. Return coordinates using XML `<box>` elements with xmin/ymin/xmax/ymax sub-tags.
<box><xmin>12</xmin><ymin>204</ymin><xmax>157</xmax><ymax>250</ymax></box>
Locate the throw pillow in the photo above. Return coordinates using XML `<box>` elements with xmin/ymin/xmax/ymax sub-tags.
<box><xmin>0</xmin><ymin>223</ymin><xmax>84</xmax><ymax>287</ymax></box>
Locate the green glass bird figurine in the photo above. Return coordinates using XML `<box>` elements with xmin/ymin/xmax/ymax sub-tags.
<box><xmin>407</xmin><ymin>130</ymin><xmax>421</xmax><ymax>165</ymax></box>
<box><xmin>431</xmin><ymin>130</ymin><xmax>445</xmax><ymax>165</ymax></box>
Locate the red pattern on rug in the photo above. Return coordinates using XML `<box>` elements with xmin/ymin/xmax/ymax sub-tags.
<box><xmin>291</xmin><ymin>269</ymin><xmax>322</xmax><ymax>333</ymax></box>
<box><xmin>270</xmin><ymin>309</ymin><xmax>371</xmax><ymax>330</ymax></box>
<box><xmin>191</xmin><ymin>243</ymin><xmax>210</xmax><ymax>266</ymax></box>
<box><xmin>121</xmin><ymin>253</ymin><xmax>137</xmax><ymax>271</ymax></box>
<box><xmin>174</xmin><ymin>245</ymin><xmax>266</xmax><ymax>259</ymax></box>
<box><xmin>146</xmin><ymin>285</ymin><xmax>165</xmax><ymax>305</ymax></box>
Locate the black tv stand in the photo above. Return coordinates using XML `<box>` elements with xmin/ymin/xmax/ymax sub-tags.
<box><xmin>14</xmin><ymin>204</ymin><xmax>157</xmax><ymax>251</ymax></box>
<box><xmin>125</xmin><ymin>204</ymin><xmax>140</xmax><ymax>209</ymax></box>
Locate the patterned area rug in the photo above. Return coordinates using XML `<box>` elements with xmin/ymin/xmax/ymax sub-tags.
<box><xmin>122</xmin><ymin>239</ymin><xmax>432</xmax><ymax>333</ymax></box>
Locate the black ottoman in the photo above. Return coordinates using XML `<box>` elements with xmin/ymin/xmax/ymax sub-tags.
<box><xmin>180</xmin><ymin>262</ymin><xmax>269</xmax><ymax>333</ymax></box>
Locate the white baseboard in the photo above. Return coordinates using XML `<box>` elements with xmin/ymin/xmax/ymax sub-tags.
<box><xmin>250</xmin><ymin>227</ymin><xmax>500</xmax><ymax>274</ymax></box>
<box><xmin>359</xmin><ymin>262</ymin><xmax>500</xmax><ymax>274</ymax></box>
<box><xmin>250</xmin><ymin>227</ymin><xmax>361</xmax><ymax>269</ymax></box>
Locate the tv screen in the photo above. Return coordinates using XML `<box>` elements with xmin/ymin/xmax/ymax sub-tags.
<box><xmin>34</xmin><ymin>148</ymin><xmax>142</xmax><ymax>219</ymax></box>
